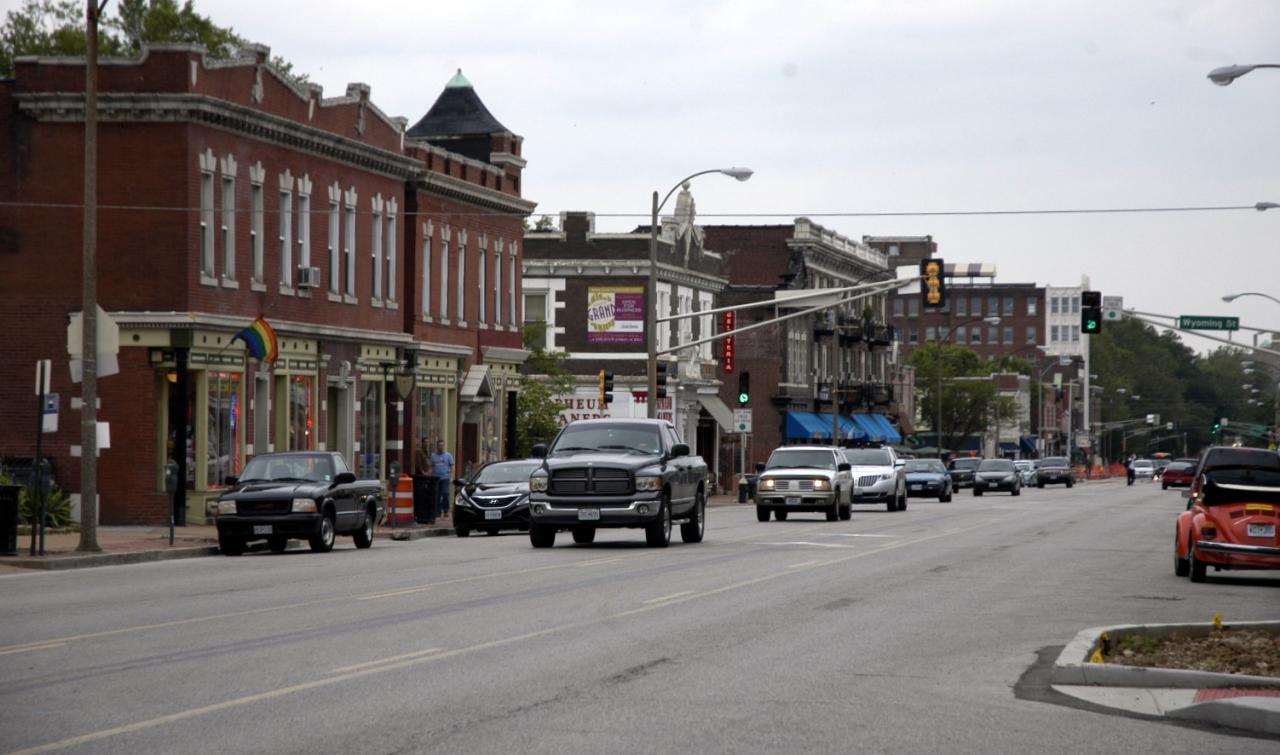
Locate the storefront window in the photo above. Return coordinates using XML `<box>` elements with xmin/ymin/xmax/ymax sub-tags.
<box><xmin>208</xmin><ymin>371</ymin><xmax>242</xmax><ymax>486</ymax></box>
<box><xmin>288</xmin><ymin>375</ymin><xmax>315</xmax><ymax>450</ymax></box>
<box><xmin>481</xmin><ymin>401</ymin><xmax>498</xmax><ymax>465</ymax></box>
<box><xmin>415</xmin><ymin>386</ymin><xmax>445</xmax><ymax>447</ymax></box>
<box><xmin>167</xmin><ymin>371</ymin><xmax>197</xmax><ymax>490</ymax></box>
<box><xmin>359</xmin><ymin>380</ymin><xmax>383</xmax><ymax>479</ymax></box>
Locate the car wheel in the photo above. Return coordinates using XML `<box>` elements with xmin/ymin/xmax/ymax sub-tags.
<box><xmin>1066</xmin><ymin>480</ymin><xmax>1074</xmax><ymax>488</ymax></box>
<box><xmin>1189</xmin><ymin>542</ymin><xmax>1207</xmax><ymax>583</ymax></box>
<box><xmin>775</xmin><ymin>509</ymin><xmax>788</xmax><ymax>521</ymax></box>
<box><xmin>826</xmin><ymin>495</ymin><xmax>839</xmax><ymax>522</ymax></box>
<box><xmin>1037</xmin><ymin>481</ymin><xmax>1044</xmax><ymax>488</ymax></box>
<box><xmin>940</xmin><ymin>492</ymin><xmax>951</xmax><ymax>503</ymax></box>
<box><xmin>486</xmin><ymin>528</ymin><xmax>500</xmax><ymax>536</ymax></box>
<box><xmin>219</xmin><ymin>534</ymin><xmax>245</xmax><ymax>556</ymax></box>
<box><xmin>529</xmin><ymin>523</ymin><xmax>556</xmax><ymax>548</ymax></box>
<box><xmin>756</xmin><ymin>506</ymin><xmax>770</xmax><ymax>522</ymax></box>
<box><xmin>1162</xmin><ymin>481</ymin><xmax>1169</xmax><ymax>490</ymax></box>
<box><xmin>572</xmin><ymin>526</ymin><xmax>596</xmax><ymax>544</ymax></box>
<box><xmin>885</xmin><ymin>497</ymin><xmax>896</xmax><ymax>512</ymax></box>
<box><xmin>974</xmin><ymin>488</ymin><xmax>983</xmax><ymax>497</ymax></box>
<box><xmin>455</xmin><ymin>527</ymin><xmax>471</xmax><ymax>538</ymax></box>
<box><xmin>353</xmin><ymin>508</ymin><xmax>375</xmax><ymax>549</ymax></box>
<box><xmin>898</xmin><ymin>490</ymin><xmax>907</xmax><ymax>511</ymax></box>
<box><xmin>268</xmin><ymin>536</ymin><xmax>289</xmax><ymax>554</ymax></box>
<box><xmin>839</xmin><ymin>504</ymin><xmax>851</xmax><ymax>520</ymax></box>
<box><xmin>646</xmin><ymin>499</ymin><xmax>671</xmax><ymax>548</ymax></box>
<box><xmin>1012</xmin><ymin>487</ymin><xmax>1020</xmax><ymax>497</ymax></box>
<box><xmin>680</xmin><ymin>490</ymin><xmax>706</xmax><ymax>543</ymax></box>
<box><xmin>308</xmin><ymin>512</ymin><xmax>336</xmax><ymax>553</ymax></box>
<box><xmin>1174</xmin><ymin>531</ymin><xmax>1190</xmax><ymax>577</ymax></box>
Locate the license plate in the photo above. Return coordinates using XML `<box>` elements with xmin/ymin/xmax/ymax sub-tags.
<box><xmin>485</xmin><ymin>510</ymin><xmax>502</xmax><ymax>520</ymax></box>
<box><xmin>1247</xmin><ymin>523</ymin><xmax>1275</xmax><ymax>538</ymax></box>
<box><xmin>578</xmin><ymin>509</ymin><xmax>600</xmax><ymax>521</ymax></box>
<box><xmin>911</xmin><ymin>485</ymin><xmax>923</xmax><ymax>491</ymax></box>
<box><xmin>786</xmin><ymin>496</ymin><xmax>802</xmax><ymax>506</ymax></box>
<box><xmin>253</xmin><ymin>525</ymin><xmax>273</xmax><ymax>535</ymax></box>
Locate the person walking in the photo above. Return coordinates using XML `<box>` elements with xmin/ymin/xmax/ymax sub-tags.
<box><xmin>431</xmin><ymin>440</ymin><xmax>456</xmax><ymax>518</ymax></box>
<box><xmin>1126</xmin><ymin>454</ymin><xmax>1136</xmax><ymax>486</ymax></box>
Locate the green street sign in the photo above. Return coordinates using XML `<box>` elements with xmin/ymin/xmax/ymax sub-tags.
<box><xmin>1177</xmin><ymin>315</ymin><xmax>1239</xmax><ymax>331</ymax></box>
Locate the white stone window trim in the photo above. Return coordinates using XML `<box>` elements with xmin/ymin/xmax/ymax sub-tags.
<box><xmin>508</xmin><ymin>242</ymin><xmax>518</xmax><ymax>332</ymax></box>
<box><xmin>421</xmin><ymin>220</ymin><xmax>434</xmax><ymax>322</ymax></box>
<box><xmin>219</xmin><ymin>154</ymin><xmax>238</xmax><ymax>285</ymax></box>
<box><xmin>327</xmin><ymin>182</ymin><xmax>341</xmax><ymax>300</ymax></box>
<box><xmin>248</xmin><ymin>161</ymin><xmax>266</xmax><ymax>291</ymax></box>
<box><xmin>278</xmin><ymin>169</ymin><xmax>295</xmax><ymax>296</ymax></box>
<box><xmin>198</xmin><ymin>148</ymin><xmax>217</xmax><ymax>286</ymax></box>
<box><xmin>439</xmin><ymin>225</ymin><xmax>451</xmax><ymax>325</ymax></box>
<box><xmin>343</xmin><ymin>186</ymin><xmax>358</xmax><ymax>303</ymax></box>
<box><xmin>456</xmin><ymin>228</ymin><xmax>467</xmax><ymax>326</ymax></box>
<box><xmin>494</xmin><ymin>237</ymin><xmax>503</xmax><ymax>326</ymax></box>
<box><xmin>386</xmin><ymin>198</ymin><xmax>398</xmax><ymax>307</ymax></box>
<box><xmin>370</xmin><ymin>194</ymin><xmax>384</xmax><ymax>307</ymax></box>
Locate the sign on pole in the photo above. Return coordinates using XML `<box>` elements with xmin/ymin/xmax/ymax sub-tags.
<box><xmin>733</xmin><ymin>408</ymin><xmax>752</xmax><ymax>434</ymax></box>
<box><xmin>1102</xmin><ymin>296</ymin><xmax>1123</xmax><ymax>322</ymax></box>
<box><xmin>67</xmin><ymin>306</ymin><xmax>121</xmax><ymax>382</ymax></box>
<box><xmin>1177</xmin><ymin>315</ymin><xmax>1239</xmax><ymax>331</ymax></box>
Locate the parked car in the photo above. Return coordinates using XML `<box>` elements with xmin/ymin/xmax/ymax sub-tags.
<box><xmin>1034</xmin><ymin>456</ymin><xmax>1075</xmax><ymax>488</ymax></box>
<box><xmin>1014</xmin><ymin>460</ymin><xmax>1037</xmax><ymax>486</ymax></box>
<box><xmin>214</xmin><ymin>451</ymin><xmax>384</xmax><ymax>555</ymax></box>
<box><xmin>1174</xmin><ymin>447</ymin><xmax>1280</xmax><ymax>582</ymax></box>
<box><xmin>527</xmin><ymin>418</ymin><xmax>707</xmax><ymax>548</ymax></box>
<box><xmin>947</xmin><ymin>457</ymin><xmax>981</xmax><ymax>489</ymax></box>
<box><xmin>973</xmin><ymin>458</ymin><xmax>1021</xmax><ymax>496</ymax></box>
<box><xmin>1160</xmin><ymin>461</ymin><xmax>1195</xmax><ymax>490</ymax></box>
<box><xmin>756</xmin><ymin>445</ymin><xmax>853</xmax><ymax>521</ymax></box>
<box><xmin>904</xmin><ymin>459</ymin><xmax>952</xmax><ymax>502</ymax></box>
<box><xmin>844</xmin><ymin>446</ymin><xmax>908</xmax><ymax>512</ymax></box>
<box><xmin>1131</xmin><ymin>459</ymin><xmax>1156</xmax><ymax>481</ymax></box>
<box><xmin>453</xmin><ymin>459</ymin><xmax>540</xmax><ymax>537</ymax></box>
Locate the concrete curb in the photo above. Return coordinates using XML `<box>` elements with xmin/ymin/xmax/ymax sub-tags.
<box><xmin>380</xmin><ymin>527</ymin><xmax>455</xmax><ymax>541</ymax></box>
<box><xmin>0</xmin><ymin>545</ymin><xmax>220</xmax><ymax>571</ymax></box>
<box><xmin>1166</xmin><ymin>698</ymin><xmax>1280</xmax><ymax>737</ymax></box>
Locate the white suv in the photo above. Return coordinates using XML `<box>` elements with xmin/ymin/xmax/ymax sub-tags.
<box><xmin>755</xmin><ymin>446</ymin><xmax>853</xmax><ymax>522</ymax></box>
<box><xmin>843</xmin><ymin>446</ymin><xmax>908</xmax><ymax>512</ymax></box>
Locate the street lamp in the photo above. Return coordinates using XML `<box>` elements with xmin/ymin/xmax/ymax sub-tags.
<box><xmin>934</xmin><ymin>315</ymin><xmax>1001</xmax><ymax>457</ymax></box>
<box><xmin>647</xmin><ymin>168</ymin><xmax>753</xmax><ymax>418</ymax></box>
<box><xmin>1206</xmin><ymin>63</ymin><xmax>1280</xmax><ymax>86</ymax></box>
<box><xmin>1222</xmin><ymin>291</ymin><xmax>1280</xmax><ymax>307</ymax></box>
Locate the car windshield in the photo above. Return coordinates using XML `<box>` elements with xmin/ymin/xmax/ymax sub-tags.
<box><xmin>1036</xmin><ymin>457</ymin><xmax>1068</xmax><ymax>468</ymax></box>
<box><xmin>550</xmin><ymin>425</ymin><xmax>661</xmax><ymax>456</ymax></box>
<box><xmin>473</xmin><ymin>461</ymin><xmax>540</xmax><ymax>484</ymax></box>
<box><xmin>979</xmin><ymin>459</ymin><xmax>1014</xmax><ymax>471</ymax></box>
<box><xmin>1201</xmin><ymin>466</ymin><xmax>1280</xmax><ymax>506</ymax></box>
<box><xmin>766</xmin><ymin>449</ymin><xmax>835</xmax><ymax>470</ymax></box>
<box><xmin>240</xmin><ymin>454</ymin><xmax>334</xmax><ymax>483</ymax></box>
<box><xmin>905</xmin><ymin>460</ymin><xmax>945</xmax><ymax>474</ymax></box>
<box><xmin>845</xmin><ymin>449</ymin><xmax>892</xmax><ymax>466</ymax></box>
<box><xmin>950</xmin><ymin>458</ymin><xmax>981</xmax><ymax>470</ymax></box>
<box><xmin>1014</xmin><ymin>461</ymin><xmax>1032</xmax><ymax>469</ymax></box>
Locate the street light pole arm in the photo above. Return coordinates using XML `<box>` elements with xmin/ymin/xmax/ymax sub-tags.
<box><xmin>656</xmin><ymin>169</ymin><xmax>728</xmax><ymax>216</ymax></box>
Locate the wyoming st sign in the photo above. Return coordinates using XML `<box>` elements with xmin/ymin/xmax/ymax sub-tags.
<box><xmin>1177</xmin><ymin>315</ymin><xmax>1239</xmax><ymax>331</ymax></box>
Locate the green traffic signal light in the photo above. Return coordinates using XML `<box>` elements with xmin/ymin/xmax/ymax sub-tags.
<box><xmin>1084</xmin><ymin>318</ymin><xmax>1099</xmax><ymax>333</ymax></box>
<box><xmin>738</xmin><ymin>392</ymin><xmax>749</xmax><ymax>404</ymax></box>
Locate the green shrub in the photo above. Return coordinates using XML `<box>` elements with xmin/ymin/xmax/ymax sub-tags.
<box><xmin>0</xmin><ymin>469</ymin><xmax>73</xmax><ymax>528</ymax></box>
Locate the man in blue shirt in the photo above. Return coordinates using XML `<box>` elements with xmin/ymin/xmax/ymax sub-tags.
<box><xmin>431</xmin><ymin>440</ymin><xmax>456</xmax><ymax>518</ymax></box>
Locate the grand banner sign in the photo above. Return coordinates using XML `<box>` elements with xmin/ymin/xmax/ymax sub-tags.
<box><xmin>587</xmin><ymin>286</ymin><xmax>645</xmax><ymax>344</ymax></box>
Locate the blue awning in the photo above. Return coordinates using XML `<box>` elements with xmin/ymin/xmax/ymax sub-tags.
<box><xmin>785</xmin><ymin>411</ymin><xmax>831</xmax><ymax>440</ymax></box>
<box><xmin>851</xmin><ymin>414</ymin><xmax>880</xmax><ymax>440</ymax></box>
<box><xmin>1019</xmin><ymin>435</ymin><xmax>1037</xmax><ymax>455</ymax></box>
<box><xmin>852</xmin><ymin>413</ymin><xmax>901</xmax><ymax>444</ymax></box>
<box><xmin>869</xmin><ymin>414</ymin><xmax>902</xmax><ymax>444</ymax></box>
<box><xmin>998</xmin><ymin>442</ymin><xmax>1019</xmax><ymax>453</ymax></box>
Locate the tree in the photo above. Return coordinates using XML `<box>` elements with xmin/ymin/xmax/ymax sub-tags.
<box><xmin>909</xmin><ymin>343</ymin><xmax>1021</xmax><ymax>452</ymax></box>
<box><xmin>1</xmin><ymin>1</ymin><xmax>303</xmax><ymax>82</ymax></box>
<box><xmin>515</xmin><ymin>322</ymin><xmax>572</xmax><ymax>457</ymax></box>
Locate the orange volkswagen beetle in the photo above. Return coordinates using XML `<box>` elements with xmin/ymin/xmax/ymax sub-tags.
<box><xmin>1174</xmin><ymin>447</ymin><xmax>1280</xmax><ymax>582</ymax></box>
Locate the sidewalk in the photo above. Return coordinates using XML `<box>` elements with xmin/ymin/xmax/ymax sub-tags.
<box><xmin>0</xmin><ymin>526</ymin><xmax>223</xmax><ymax>573</ymax></box>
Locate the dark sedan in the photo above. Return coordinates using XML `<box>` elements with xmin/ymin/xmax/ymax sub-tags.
<box><xmin>947</xmin><ymin>457</ymin><xmax>981</xmax><ymax>489</ymax></box>
<box><xmin>904</xmin><ymin>459</ymin><xmax>952</xmax><ymax>502</ymax></box>
<box><xmin>973</xmin><ymin>458</ymin><xmax>1021</xmax><ymax>496</ymax></box>
<box><xmin>453</xmin><ymin>459</ymin><xmax>541</xmax><ymax>537</ymax></box>
<box><xmin>1161</xmin><ymin>461</ymin><xmax>1195</xmax><ymax>489</ymax></box>
<box><xmin>1034</xmin><ymin>456</ymin><xmax>1075</xmax><ymax>488</ymax></box>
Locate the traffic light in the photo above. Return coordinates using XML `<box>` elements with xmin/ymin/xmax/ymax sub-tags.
<box><xmin>920</xmin><ymin>258</ymin><xmax>946</xmax><ymax>310</ymax></box>
<box><xmin>737</xmin><ymin>371</ymin><xmax>750</xmax><ymax>406</ymax></box>
<box><xmin>598</xmin><ymin>369</ymin><xmax>614</xmax><ymax>407</ymax></box>
<box><xmin>655</xmin><ymin>362</ymin><xmax>669</xmax><ymax>400</ymax></box>
<box><xmin>1081</xmin><ymin>290</ymin><xmax>1102</xmax><ymax>334</ymax></box>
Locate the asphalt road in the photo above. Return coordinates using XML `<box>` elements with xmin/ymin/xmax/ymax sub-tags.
<box><xmin>1</xmin><ymin>479</ymin><xmax>1276</xmax><ymax>754</ymax></box>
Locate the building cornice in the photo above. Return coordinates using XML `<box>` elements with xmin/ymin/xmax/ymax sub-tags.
<box><xmin>15</xmin><ymin>92</ymin><xmax>423</xmax><ymax>180</ymax></box>
<box><xmin>481</xmin><ymin>346</ymin><xmax>530</xmax><ymax>364</ymax></box>
<box><xmin>416</xmin><ymin>170</ymin><xmax>538</xmax><ymax>216</ymax></box>
<box><xmin>521</xmin><ymin>258</ymin><xmax>727</xmax><ymax>292</ymax></box>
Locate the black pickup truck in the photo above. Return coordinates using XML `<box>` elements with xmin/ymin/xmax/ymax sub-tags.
<box><xmin>527</xmin><ymin>418</ymin><xmax>707</xmax><ymax>548</ymax></box>
<box><xmin>214</xmin><ymin>451</ymin><xmax>384</xmax><ymax>555</ymax></box>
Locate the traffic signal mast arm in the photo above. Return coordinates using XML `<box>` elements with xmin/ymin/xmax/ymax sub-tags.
<box><xmin>655</xmin><ymin>277</ymin><xmax>914</xmax><ymax>324</ymax></box>
<box><xmin>1125</xmin><ymin>311</ymin><xmax>1280</xmax><ymax>359</ymax></box>
<box><xmin>654</xmin><ymin>277</ymin><xmax>908</xmax><ymax>357</ymax></box>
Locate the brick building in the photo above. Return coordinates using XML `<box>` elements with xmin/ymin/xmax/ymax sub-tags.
<box><xmin>0</xmin><ymin>46</ymin><xmax>533</xmax><ymax>524</ymax></box>
<box><xmin>522</xmin><ymin>202</ymin><xmax>735</xmax><ymax>486</ymax></box>
<box><xmin>702</xmin><ymin>220</ymin><xmax>903</xmax><ymax>482</ymax></box>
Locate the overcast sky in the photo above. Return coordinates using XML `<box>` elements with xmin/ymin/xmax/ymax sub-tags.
<box><xmin>179</xmin><ymin>1</ymin><xmax>1278</xmax><ymax>351</ymax></box>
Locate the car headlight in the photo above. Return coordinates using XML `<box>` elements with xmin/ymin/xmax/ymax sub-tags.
<box><xmin>291</xmin><ymin>498</ymin><xmax>317</xmax><ymax>513</ymax></box>
<box><xmin>636</xmin><ymin>475</ymin><xmax>662</xmax><ymax>492</ymax></box>
<box><xmin>813</xmin><ymin>478</ymin><xmax>831</xmax><ymax>491</ymax></box>
<box><xmin>759</xmin><ymin>478</ymin><xmax>775</xmax><ymax>490</ymax></box>
<box><xmin>216</xmin><ymin>500</ymin><xmax>237</xmax><ymax>515</ymax></box>
<box><xmin>879</xmin><ymin>473</ymin><xmax>893</xmax><ymax>482</ymax></box>
<box><xmin>530</xmin><ymin>476</ymin><xmax>548</xmax><ymax>492</ymax></box>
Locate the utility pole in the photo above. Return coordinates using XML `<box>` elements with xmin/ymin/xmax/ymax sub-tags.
<box><xmin>78</xmin><ymin>0</ymin><xmax>105</xmax><ymax>552</ymax></box>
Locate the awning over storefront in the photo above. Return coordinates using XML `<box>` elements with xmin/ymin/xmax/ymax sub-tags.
<box><xmin>1019</xmin><ymin>435</ymin><xmax>1037</xmax><ymax>455</ymax></box>
<box><xmin>784</xmin><ymin>411</ymin><xmax>857</xmax><ymax>440</ymax></box>
<box><xmin>998</xmin><ymin>442</ymin><xmax>1019</xmax><ymax>455</ymax></box>
<box><xmin>852</xmin><ymin>413</ymin><xmax>902</xmax><ymax>444</ymax></box>
<box><xmin>459</xmin><ymin>364</ymin><xmax>493</xmax><ymax>400</ymax></box>
<box><xmin>696</xmin><ymin>394</ymin><xmax>735</xmax><ymax>432</ymax></box>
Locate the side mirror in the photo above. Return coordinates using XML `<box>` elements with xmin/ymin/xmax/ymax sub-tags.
<box><xmin>755</xmin><ymin>462</ymin><xmax>766</xmax><ymax>473</ymax></box>
<box><xmin>223</xmin><ymin>475</ymin><xmax>238</xmax><ymax>487</ymax></box>
<box><xmin>671</xmin><ymin>443</ymin><xmax>690</xmax><ymax>458</ymax></box>
<box><xmin>334</xmin><ymin>472</ymin><xmax>357</xmax><ymax>485</ymax></box>
<box><xmin>531</xmin><ymin>443</ymin><xmax>548</xmax><ymax>458</ymax></box>
<box><xmin>837</xmin><ymin>462</ymin><xmax>851</xmax><ymax>472</ymax></box>
<box><xmin>453</xmin><ymin>478</ymin><xmax>467</xmax><ymax>488</ymax></box>
<box><xmin>894</xmin><ymin>460</ymin><xmax>906</xmax><ymax>467</ymax></box>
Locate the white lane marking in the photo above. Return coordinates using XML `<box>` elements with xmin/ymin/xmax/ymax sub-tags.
<box><xmin>330</xmin><ymin>647</ymin><xmax>444</xmax><ymax>674</ymax></box>
<box><xmin>761</xmin><ymin>541</ymin><xmax>858</xmax><ymax>549</ymax></box>
<box><xmin>357</xmin><ymin>586</ymin><xmax>432</xmax><ymax>601</ymax></box>
<box><xmin>643</xmin><ymin>590</ymin><xmax>696</xmax><ymax>605</ymax></box>
<box><xmin>829</xmin><ymin>533</ymin><xmax>897</xmax><ymax>538</ymax></box>
<box><xmin>0</xmin><ymin>641</ymin><xmax>67</xmax><ymax>657</ymax></box>
<box><xmin>787</xmin><ymin>560</ymin><xmax>821</xmax><ymax>569</ymax></box>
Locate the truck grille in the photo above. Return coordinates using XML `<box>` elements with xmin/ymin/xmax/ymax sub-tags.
<box><xmin>236</xmin><ymin>499</ymin><xmax>292</xmax><ymax>515</ymax></box>
<box><xmin>857</xmin><ymin>475</ymin><xmax>881</xmax><ymax>487</ymax></box>
<box><xmin>772</xmin><ymin>479</ymin><xmax>814</xmax><ymax>492</ymax></box>
<box><xmin>550</xmin><ymin>468</ymin><xmax>633</xmax><ymax>496</ymax></box>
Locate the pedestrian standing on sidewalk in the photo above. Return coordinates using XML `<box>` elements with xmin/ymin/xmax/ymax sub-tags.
<box><xmin>431</xmin><ymin>440</ymin><xmax>455</xmax><ymax>518</ymax></box>
<box><xmin>415</xmin><ymin>437</ymin><xmax>432</xmax><ymax>476</ymax></box>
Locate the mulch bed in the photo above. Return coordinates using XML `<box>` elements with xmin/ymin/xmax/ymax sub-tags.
<box><xmin>1106</xmin><ymin>628</ymin><xmax>1280</xmax><ymax>678</ymax></box>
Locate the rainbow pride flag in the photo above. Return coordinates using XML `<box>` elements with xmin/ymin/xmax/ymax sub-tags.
<box><xmin>234</xmin><ymin>316</ymin><xmax>279</xmax><ymax>364</ymax></box>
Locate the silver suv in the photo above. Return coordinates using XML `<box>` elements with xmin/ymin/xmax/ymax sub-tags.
<box><xmin>755</xmin><ymin>446</ymin><xmax>852</xmax><ymax>522</ymax></box>
<box><xmin>843</xmin><ymin>446</ymin><xmax>908</xmax><ymax>512</ymax></box>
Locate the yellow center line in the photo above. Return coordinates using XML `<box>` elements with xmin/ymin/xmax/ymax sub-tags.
<box><xmin>642</xmin><ymin>590</ymin><xmax>696</xmax><ymax>605</ymax></box>
<box><xmin>0</xmin><ymin>642</ymin><xmax>66</xmax><ymax>657</ymax></box>
<box><xmin>329</xmin><ymin>647</ymin><xmax>444</xmax><ymax>674</ymax></box>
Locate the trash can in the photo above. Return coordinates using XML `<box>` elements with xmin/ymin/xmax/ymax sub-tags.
<box><xmin>0</xmin><ymin>484</ymin><xmax>19</xmax><ymax>556</ymax></box>
<box><xmin>737</xmin><ymin>475</ymin><xmax>759</xmax><ymax>503</ymax></box>
<box><xmin>412</xmin><ymin>474</ymin><xmax>437</xmax><ymax>524</ymax></box>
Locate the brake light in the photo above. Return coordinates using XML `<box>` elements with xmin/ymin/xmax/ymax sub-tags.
<box><xmin>1200</xmin><ymin>523</ymin><xmax>1217</xmax><ymax>539</ymax></box>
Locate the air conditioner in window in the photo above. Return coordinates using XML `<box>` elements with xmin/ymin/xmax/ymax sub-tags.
<box><xmin>297</xmin><ymin>266</ymin><xmax>321</xmax><ymax>289</ymax></box>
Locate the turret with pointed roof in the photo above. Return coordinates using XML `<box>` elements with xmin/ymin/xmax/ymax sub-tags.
<box><xmin>407</xmin><ymin>69</ymin><xmax>518</xmax><ymax>165</ymax></box>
